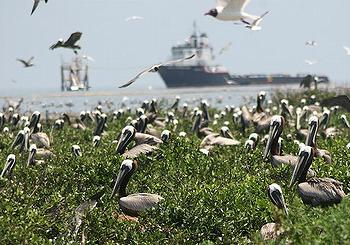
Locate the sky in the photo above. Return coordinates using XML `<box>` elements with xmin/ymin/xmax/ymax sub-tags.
<box><xmin>0</xmin><ymin>0</ymin><xmax>350</xmax><ymax>96</ymax></box>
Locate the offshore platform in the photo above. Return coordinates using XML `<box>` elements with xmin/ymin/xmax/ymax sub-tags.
<box><xmin>60</xmin><ymin>54</ymin><xmax>90</xmax><ymax>91</ymax></box>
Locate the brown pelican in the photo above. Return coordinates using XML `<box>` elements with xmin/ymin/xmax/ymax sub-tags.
<box><xmin>27</xmin><ymin>144</ymin><xmax>45</xmax><ymax>165</ymax></box>
<box><xmin>160</xmin><ymin>130</ymin><xmax>171</xmax><ymax>143</ymax></box>
<box><xmin>29</xmin><ymin>111</ymin><xmax>41</xmax><ymax>130</ymax></box>
<box><xmin>267</xmin><ymin>183</ymin><xmax>288</xmax><ymax>215</ymax></box>
<box><xmin>72</xmin><ymin>145</ymin><xmax>82</xmax><ymax>157</ymax></box>
<box><xmin>220</xmin><ymin>126</ymin><xmax>236</xmax><ymax>139</ymax></box>
<box><xmin>111</xmin><ymin>159</ymin><xmax>163</xmax><ymax>216</ymax></box>
<box><xmin>305</xmin><ymin>116</ymin><xmax>332</xmax><ymax>164</ymax></box>
<box><xmin>260</xmin><ymin>183</ymin><xmax>288</xmax><ymax>240</ymax></box>
<box><xmin>263</xmin><ymin>116</ymin><xmax>312</xmax><ymax>171</ymax></box>
<box><xmin>94</xmin><ymin>113</ymin><xmax>107</xmax><ymax>136</ymax></box>
<box><xmin>340</xmin><ymin>114</ymin><xmax>350</xmax><ymax>128</ymax></box>
<box><xmin>93</xmin><ymin>136</ymin><xmax>101</xmax><ymax>147</ymax></box>
<box><xmin>289</xmin><ymin>145</ymin><xmax>345</xmax><ymax>206</ymax></box>
<box><xmin>200</xmin><ymin>133</ymin><xmax>240</xmax><ymax>151</ymax></box>
<box><xmin>50</xmin><ymin>32</ymin><xmax>82</xmax><ymax>50</ymax></box>
<box><xmin>31</xmin><ymin>132</ymin><xmax>50</xmax><ymax>148</ymax></box>
<box><xmin>11</xmin><ymin>127</ymin><xmax>30</xmax><ymax>152</ymax></box>
<box><xmin>263</xmin><ymin>115</ymin><xmax>284</xmax><ymax>161</ymax></box>
<box><xmin>62</xmin><ymin>113</ymin><xmax>86</xmax><ymax>130</ymax></box>
<box><xmin>244</xmin><ymin>133</ymin><xmax>260</xmax><ymax>151</ymax></box>
<box><xmin>170</xmin><ymin>96</ymin><xmax>181</xmax><ymax>111</ymax></box>
<box><xmin>116</xmin><ymin>126</ymin><xmax>162</xmax><ymax>159</ymax></box>
<box><xmin>1</xmin><ymin>154</ymin><xmax>16</xmax><ymax>178</ymax></box>
<box><xmin>0</xmin><ymin>113</ymin><xmax>5</xmax><ymax>130</ymax></box>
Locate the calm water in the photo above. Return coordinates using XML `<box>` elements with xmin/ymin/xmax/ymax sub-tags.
<box><xmin>0</xmin><ymin>83</ymin><xmax>335</xmax><ymax>112</ymax></box>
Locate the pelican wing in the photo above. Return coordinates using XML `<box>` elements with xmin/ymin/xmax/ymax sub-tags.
<box><xmin>162</xmin><ymin>54</ymin><xmax>195</xmax><ymax>66</ymax></box>
<box><xmin>212</xmin><ymin>136</ymin><xmax>240</xmax><ymax>146</ymax></box>
<box><xmin>321</xmin><ymin>95</ymin><xmax>350</xmax><ymax>112</ymax></box>
<box><xmin>119</xmin><ymin>193</ymin><xmax>163</xmax><ymax>213</ymax></box>
<box><xmin>64</xmin><ymin>32</ymin><xmax>82</xmax><ymax>46</ymax></box>
<box><xmin>31</xmin><ymin>132</ymin><xmax>50</xmax><ymax>148</ymax></box>
<box><xmin>31</xmin><ymin>0</ymin><xmax>40</xmax><ymax>15</ymax></box>
<box><xmin>298</xmin><ymin>178</ymin><xmax>345</xmax><ymax>206</ymax></box>
<box><xmin>123</xmin><ymin>144</ymin><xmax>157</xmax><ymax>159</ymax></box>
<box><xmin>271</xmin><ymin>155</ymin><xmax>298</xmax><ymax>167</ymax></box>
<box><xmin>217</xmin><ymin>0</ymin><xmax>251</xmax><ymax>12</ymax></box>
<box><xmin>134</xmin><ymin>132</ymin><xmax>163</xmax><ymax>145</ymax></box>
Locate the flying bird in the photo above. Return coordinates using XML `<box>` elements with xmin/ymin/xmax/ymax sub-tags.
<box><xmin>217</xmin><ymin>42</ymin><xmax>232</xmax><ymax>56</ymax></box>
<box><xmin>242</xmin><ymin>11</ymin><xmax>269</xmax><ymax>31</ymax></box>
<box><xmin>304</xmin><ymin>59</ymin><xmax>318</xmax><ymax>65</ymax></box>
<box><xmin>17</xmin><ymin>57</ymin><xmax>35</xmax><ymax>68</ymax></box>
<box><xmin>305</xmin><ymin>40</ymin><xmax>317</xmax><ymax>46</ymax></box>
<box><xmin>118</xmin><ymin>54</ymin><xmax>195</xmax><ymax>88</ymax></box>
<box><xmin>125</xmin><ymin>16</ymin><xmax>144</xmax><ymax>22</ymax></box>
<box><xmin>50</xmin><ymin>32</ymin><xmax>83</xmax><ymax>50</ymax></box>
<box><xmin>205</xmin><ymin>0</ymin><xmax>265</xmax><ymax>25</ymax></box>
<box><xmin>31</xmin><ymin>0</ymin><xmax>48</xmax><ymax>15</ymax></box>
<box><xmin>343</xmin><ymin>46</ymin><xmax>350</xmax><ymax>56</ymax></box>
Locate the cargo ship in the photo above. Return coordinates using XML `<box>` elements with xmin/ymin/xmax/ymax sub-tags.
<box><xmin>158</xmin><ymin>24</ymin><xmax>329</xmax><ymax>88</ymax></box>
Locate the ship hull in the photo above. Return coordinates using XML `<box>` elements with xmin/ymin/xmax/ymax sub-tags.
<box><xmin>158</xmin><ymin>65</ymin><xmax>329</xmax><ymax>88</ymax></box>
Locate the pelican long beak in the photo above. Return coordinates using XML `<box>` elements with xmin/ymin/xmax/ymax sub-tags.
<box><xmin>263</xmin><ymin>122</ymin><xmax>280</xmax><ymax>160</ymax></box>
<box><xmin>305</xmin><ymin>121</ymin><xmax>318</xmax><ymax>146</ymax></box>
<box><xmin>111</xmin><ymin>166</ymin><xmax>129</xmax><ymax>198</ymax></box>
<box><xmin>29</xmin><ymin>114</ymin><xmax>39</xmax><ymax>128</ymax></box>
<box><xmin>116</xmin><ymin>131</ymin><xmax>132</xmax><ymax>154</ymax></box>
<box><xmin>192</xmin><ymin>115</ymin><xmax>201</xmax><ymax>133</ymax></box>
<box><xmin>271</xmin><ymin>191</ymin><xmax>288</xmax><ymax>216</ymax></box>
<box><xmin>289</xmin><ymin>147</ymin><xmax>313</xmax><ymax>187</ymax></box>
<box><xmin>28</xmin><ymin>150</ymin><xmax>36</xmax><ymax>166</ymax></box>
<box><xmin>281</xmin><ymin>103</ymin><xmax>292</xmax><ymax>117</ymax></box>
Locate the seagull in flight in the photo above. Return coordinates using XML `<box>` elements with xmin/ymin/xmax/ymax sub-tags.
<box><xmin>17</xmin><ymin>56</ymin><xmax>35</xmax><ymax>68</ymax></box>
<box><xmin>125</xmin><ymin>16</ymin><xmax>144</xmax><ymax>22</ymax></box>
<box><xmin>305</xmin><ymin>40</ymin><xmax>317</xmax><ymax>46</ymax></box>
<box><xmin>241</xmin><ymin>11</ymin><xmax>269</xmax><ymax>31</ymax></box>
<box><xmin>118</xmin><ymin>54</ymin><xmax>195</xmax><ymax>88</ymax></box>
<box><xmin>31</xmin><ymin>0</ymin><xmax>48</xmax><ymax>16</ymax></box>
<box><xmin>344</xmin><ymin>46</ymin><xmax>350</xmax><ymax>56</ymax></box>
<box><xmin>50</xmin><ymin>32</ymin><xmax>82</xmax><ymax>50</ymax></box>
<box><xmin>205</xmin><ymin>0</ymin><xmax>265</xmax><ymax>25</ymax></box>
<box><xmin>304</xmin><ymin>59</ymin><xmax>318</xmax><ymax>65</ymax></box>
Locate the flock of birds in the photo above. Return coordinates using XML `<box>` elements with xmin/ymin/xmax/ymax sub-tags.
<box><xmin>2</xmin><ymin>90</ymin><xmax>350</xmax><ymax>239</ymax></box>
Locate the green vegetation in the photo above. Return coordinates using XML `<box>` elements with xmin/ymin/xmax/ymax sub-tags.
<box><xmin>0</xmin><ymin>90</ymin><xmax>350</xmax><ymax>244</ymax></box>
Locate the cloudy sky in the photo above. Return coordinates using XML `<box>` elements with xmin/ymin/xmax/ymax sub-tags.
<box><xmin>1</xmin><ymin>0</ymin><xmax>349</xmax><ymax>95</ymax></box>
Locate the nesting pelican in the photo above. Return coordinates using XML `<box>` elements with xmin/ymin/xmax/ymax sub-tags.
<box><xmin>111</xmin><ymin>159</ymin><xmax>163</xmax><ymax>216</ymax></box>
<box><xmin>289</xmin><ymin>146</ymin><xmax>345</xmax><ymax>206</ymax></box>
